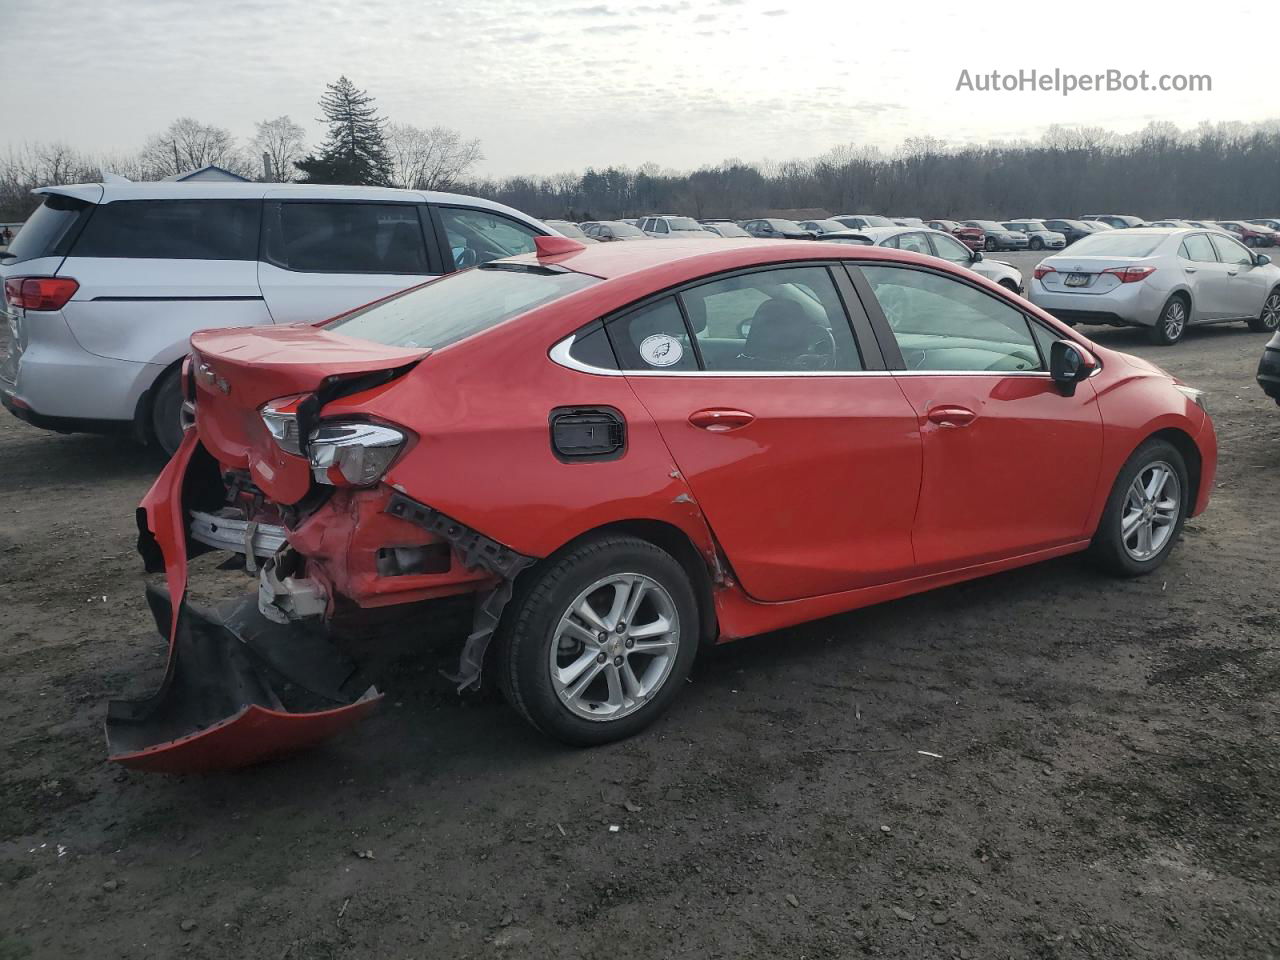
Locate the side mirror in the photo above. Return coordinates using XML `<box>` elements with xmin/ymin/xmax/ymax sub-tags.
<box><xmin>1255</xmin><ymin>253</ymin><xmax>1271</xmax><ymax>267</ymax></box>
<box><xmin>1050</xmin><ymin>340</ymin><xmax>1097</xmax><ymax>397</ymax></box>
<box><xmin>971</xmin><ymin>249</ymin><xmax>984</xmax><ymax>262</ymax></box>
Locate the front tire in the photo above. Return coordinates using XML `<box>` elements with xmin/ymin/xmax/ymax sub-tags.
<box><xmin>149</xmin><ymin>367</ymin><xmax>185</xmax><ymax>457</ymax></box>
<box><xmin>1089</xmin><ymin>439</ymin><xmax>1188</xmax><ymax>577</ymax></box>
<box><xmin>495</xmin><ymin>535</ymin><xmax>699</xmax><ymax>746</ymax></box>
<box><xmin>1148</xmin><ymin>295</ymin><xmax>1188</xmax><ymax>345</ymax></box>
<box><xmin>1030</xmin><ymin>237</ymin><xmax>1043</xmax><ymax>250</ymax></box>
<box><xmin>1248</xmin><ymin>289</ymin><xmax>1280</xmax><ymax>333</ymax></box>
<box><xmin>985</xmin><ymin>237</ymin><xmax>997</xmax><ymax>252</ymax></box>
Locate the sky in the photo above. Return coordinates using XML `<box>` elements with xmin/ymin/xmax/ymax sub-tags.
<box><xmin>4</xmin><ymin>0</ymin><xmax>1279</xmax><ymax>177</ymax></box>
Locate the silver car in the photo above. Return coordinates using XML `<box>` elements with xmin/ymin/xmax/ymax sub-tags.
<box><xmin>818</xmin><ymin>226</ymin><xmax>1024</xmax><ymax>293</ymax></box>
<box><xmin>1028</xmin><ymin>227</ymin><xmax>1280</xmax><ymax>345</ymax></box>
<box><xmin>1002</xmin><ymin>220</ymin><xmax>1067</xmax><ymax>251</ymax></box>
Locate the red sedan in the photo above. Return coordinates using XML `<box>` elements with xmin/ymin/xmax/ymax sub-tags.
<box><xmin>928</xmin><ymin>219</ymin><xmax>986</xmax><ymax>250</ymax></box>
<box><xmin>109</xmin><ymin>236</ymin><xmax>1217</xmax><ymax>771</ymax></box>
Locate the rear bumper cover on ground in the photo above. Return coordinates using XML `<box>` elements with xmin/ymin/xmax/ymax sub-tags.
<box><xmin>106</xmin><ymin>429</ymin><xmax>382</xmax><ymax>773</ymax></box>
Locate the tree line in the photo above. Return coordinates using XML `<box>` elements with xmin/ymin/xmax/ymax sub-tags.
<box><xmin>0</xmin><ymin>76</ymin><xmax>482</xmax><ymax>221</ymax></box>
<box><xmin>4</xmin><ymin>107</ymin><xmax>1280</xmax><ymax>225</ymax></box>
<box><xmin>454</xmin><ymin>121</ymin><xmax>1280</xmax><ymax>224</ymax></box>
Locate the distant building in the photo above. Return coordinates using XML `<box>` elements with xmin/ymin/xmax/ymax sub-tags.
<box><xmin>161</xmin><ymin>164</ymin><xmax>250</xmax><ymax>183</ymax></box>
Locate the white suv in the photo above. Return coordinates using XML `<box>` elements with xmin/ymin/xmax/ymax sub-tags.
<box><xmin>636</xmin><ymin>215</ymin><xmax>715</xmax><ymax>238</ymax></box>
<box><xmin>0</xmin><ymin>182</ymin><xmax>550</xmax><ymax>453</ymax></box>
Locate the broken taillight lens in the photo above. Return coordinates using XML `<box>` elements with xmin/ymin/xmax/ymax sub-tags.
<box><xmin>261</xmin><ymin>395</ymin><xmax>307</xmax><ymax>455</ymax></box>
<box><xmin>307</xmin><ymin>422</ymin><xmax>405</xmax><ymax>486</ymax></box>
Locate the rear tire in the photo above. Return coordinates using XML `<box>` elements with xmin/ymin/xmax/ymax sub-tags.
<box><xmin>494</xmin><ymin>535</ymin><xmax>699</xmax><ymax>746</ymax></box>
<box><xmin>149</xmin><ymin>367</ymin><xmax>185</xmax><ymax>457</ymax></box>
<box><xmin>1248</xmin><ymin>289</ymin><xmax>1280</xmax><ymax>333</ymax></box>
<box><xmin>1089</xmin><ymin>439</ymin><xmax>1188</xmax><ymax>577</ymax></box>
<box><xmin>1147</xmin><ymin>295</ymin><xmax>1188</xmax><ymax>345</ymax></box>
<box><xmin>985</xmin><ymin>237</ymin><xmax>997</xmax><ymax>252</ymax></box>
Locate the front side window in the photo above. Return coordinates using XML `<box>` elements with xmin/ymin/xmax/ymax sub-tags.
<box><xmin>683</xmin><ymin>266</ymin><xmax>862</xmax><ymax>372</ymax></box>
<box><xmin>1179</xmin><ymin>233</ymin><xmax>1218</xmax><ymax>263</ymax></box>
<box><xmin>860</xmin><ymin>265</ymin><xmax>1042</xmax><ymax>373</ymax></box>
<box><xmin>264</xmin><ymin>201</ymin><xmax>426</xmax><ymax>273</ymax></box>
<box><xmin>929</xmin><ymin>232</ymin><xmax>973</xmax><ymax>265</ymax></box>
<box><xmin>74</xmin><ymin>199</ymin><xmax>260</xmax><ymax>261</ymax></box>
<box><xmin>435</xmin><ymin>206</ymin><xmax>538</xmax><ymax>270</ymax></box>
<box><xmin>327</xmin><ymin>263</ymin><xmax>596</xmax><ymax>349</ymax></box>
<box><xmin>1209</xmin><ymin>232</ymin><xmax>1253</xmax><ymax>266</ymax></box>
<box><xmin>655</xmin><ymin>220</ymin><xmax>670</xmax><ymax>234</ymax></box>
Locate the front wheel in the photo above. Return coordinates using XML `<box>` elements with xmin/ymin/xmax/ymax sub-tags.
<box><xmin>1030</xmin><ymin>237</ymin><xmax>1043</xmax><ymax>250</ymax></box>
<box><xmin>495</xmin><ymin>535</ymin><xmax>699</xmax><ymax>746</ymax></box>
<box><xmin>1148</xmin><ymin>296</ymin><xmax>1188</xmax><ymax>345</ymax></box>
<box><xmin>1089</xmin><ymin>439</ymin><xmax>1188</xmax><ymax>577</ymax></box>
<box><xmin>985</xmin><ymin>237</ymin><xmax>997</xmax><ymax>252</ymax></box>
<box><xmin>1248</xmin><ymin>289</ymin><xmax>1280</xmax><ymax>333</ymax></box>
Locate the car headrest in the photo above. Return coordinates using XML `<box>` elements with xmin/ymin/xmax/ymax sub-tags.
<box><xmin>743</xmin><ymin>299</ymin><xmax>822</xmax><ymax>360</ymax></box>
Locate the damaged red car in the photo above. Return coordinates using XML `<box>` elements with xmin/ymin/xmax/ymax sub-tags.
<box><xmin>108</xmin><ymin>235</ymin><xmax>1217</xmax><ymax>772</ymax></box>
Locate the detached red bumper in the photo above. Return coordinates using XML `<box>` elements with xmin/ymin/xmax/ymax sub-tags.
<box><xmin>106</xmin><ymin>430</ymin><xmax>382</xmax><ymax>773</ymax></box>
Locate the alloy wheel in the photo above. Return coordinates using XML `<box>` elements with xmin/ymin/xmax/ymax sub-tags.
<box><xmin>1163</xmin><ymin>300</ymin><xmax>1187</xmax><ymax>341</ymax></box>
<box><xmin>549</xmin><ymin>573</ymin><xmax>681</xmax><ymax>722</ymax></box>
<box><xmin>1120</xmin><ymin>461</ymin><xmax>1181</xmax><ymax>561</ymax></box>
<box><xmin>1262</xmin><ymin>293</ymin><xmax>1280</xmax><ymax>330</ymax></box>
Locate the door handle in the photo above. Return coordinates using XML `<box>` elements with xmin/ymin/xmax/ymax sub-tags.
<box><xmin>927</xmin><ymin>405</ymin><xmax>977</xmax><ymax>428</ymax></box>
<box><xmin>1184</xmin><ymin>267</ymin><xmax>1196</xmax><ymax>274</ymax></box>
<box><xmin>689</xmin><ymin>408</ymin><xmax>755</xmax><ymax>431</ymax></box>
<box><xmin>1227</xmin><ymin>270</ymin><xmax>1239</xmax><ymax>276</ymax></box>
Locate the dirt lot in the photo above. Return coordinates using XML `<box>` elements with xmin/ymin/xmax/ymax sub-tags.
<box><xmin>2</xmin><ymin>313</ymin><xmax>1278</xmax><ymax>959</ymax></box>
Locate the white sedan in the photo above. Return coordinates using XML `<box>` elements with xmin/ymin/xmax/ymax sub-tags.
<box><xmin>818</xmin><ymin>226</ymin><xmax>1025</xmax><ymax>293</ymax></box>
<box><xmin>1029</xmin><ymin>227</ymin><xmax>1280</xmax><ymax>345</ymax></box>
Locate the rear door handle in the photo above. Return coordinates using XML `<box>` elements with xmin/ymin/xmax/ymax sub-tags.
<box><xmin>689</xmin><ymin>408</ymin><xmax>755</xmax><ymax>431</ymax></box>
<box><xmin>927</xmin><ymin>405</ymin><xmax>977</xmax><ymax>428</ymax></box>
<box><xmin>1184</xmin><ymin>267</ymin><xmax>1197</xmax><ymax>274</ymax></box>
<box><xmin>1227</xmin><ymin>269</ymin><xmax>1239</xmax><ymax>276</ymax></box>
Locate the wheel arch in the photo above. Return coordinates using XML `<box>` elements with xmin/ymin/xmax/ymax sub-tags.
<box><xmin>130</xmin><ymin>355</ymin><xmax>185</xmax><ymax>445</ymax></box>
<box><xmin>526</xmin><ymin>518</ymin><xmax>720</xmax><ymax>647</ymax></box>
<box><xmin>1138</xmin><ymin>426</ymin><xmax>1202</xmax><ymax>514</ymax></box>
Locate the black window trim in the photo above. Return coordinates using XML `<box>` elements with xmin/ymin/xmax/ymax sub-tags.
<box><xmin>261</xmin><ymin>198</ymin><xmax>440</xmax><ymax>276</ymax></box>
<box><xmin>566</xmin><ymin>259</ymin><xmax>888</xmax><ymax>377</ymax></box>
<box><xmin>68</xmin><ymin>196</ymin><xmax>264</xmax><ymax>263</ymax></box>
<box><xmin>844</xmin><ymin>260</ymin><xmax>1081</xmax><ymax>375</ymax></box>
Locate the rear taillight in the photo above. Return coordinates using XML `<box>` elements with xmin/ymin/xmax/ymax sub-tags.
<box><xmin>261</xmin><ymin>395</ymin><xmax>307</xmax><ymax>455</ymax></box>
<box><xmin>4</xmin><ymin>277</ymin><xmax>79</xmax><ymax>311</ymax></box>
<box><xmin>307</xmin><ymin>422</ymin><xmax>405</xmax><ymax>486</ymax></box>
<box><xmin>1033</xmin><ymin>265</ymin><xmax>1056</xmax><ymax>280</ymax></box>
<box><xmin>1103</xmin><ymin>266</ymin><xmax>1156</xmax><ymax>284</ymax></box>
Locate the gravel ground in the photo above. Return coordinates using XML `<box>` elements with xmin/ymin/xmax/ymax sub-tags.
<box><xmin>1</xmin><ymin>293</ymin><xmax>1278</xmax><ymax>959</ymax></box>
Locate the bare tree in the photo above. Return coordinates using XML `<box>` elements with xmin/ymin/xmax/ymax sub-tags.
<box><xmin>386</xmin><ymin>123</ymin><xmax>483</xmax><ymax>191</ymax></box>
<box><xmin>251</xmin><ymin>115</ymin><xmax>307</xmax><ymax>182</ymax></box>
<box><xmin>141</xmin><ymin>118</ymin><xmax>250</xmax><ymax>179</ymax></box>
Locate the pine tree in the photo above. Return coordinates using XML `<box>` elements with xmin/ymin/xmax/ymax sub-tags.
<box><xmin>295</xmin><ymin>77</ymin><xmax>393</xmax><ymax>186</ymax></box>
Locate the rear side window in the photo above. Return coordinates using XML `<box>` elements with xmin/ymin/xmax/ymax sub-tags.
<box><xmin>1179</xmin><ymin>234</ymin><xmax>1218</xmax><ymax>263</ymax></box>
<box><xmin>7</xmin><ymin>194</ymin><xmax>93</xmax><ymax>264</ymax></box>
<box><xmin>73</xmin><ymin>200</ymin><xmax>260</xmax><ymax>260</ymax></box>
<box><xmin>264</xmin><ymin>201</ymin><xmax>428</xmax><ymax>274</ymax></box>
<box><xmin>607</xmin><ymin>297</ymin><xmax>698</xmax><ymax>371</ymax></box>
<box><xmin>326</xmin><ymin>264</ymin><xmax>596</xmax><ymax>349</ymax></box>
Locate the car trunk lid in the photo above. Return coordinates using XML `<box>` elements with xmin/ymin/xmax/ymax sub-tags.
<box><xmin>190</xmin><ymin>323</ymin><xmax>428</xmax><ymax>503</ymax></box>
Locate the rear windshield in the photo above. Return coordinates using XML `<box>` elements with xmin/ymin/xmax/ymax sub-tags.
<box><xmin>606</xmin><ymin>222</ymin><xmax>644</xmax><ymax>237</ymax></box>
<box><xmin>326</xmin><ymin>264</ymin><xmax>597</xmax><ymax>349</ymax></box>
<box><xmin>1066</xmin><ymin>233</ymin><xmax>1163</xmax><ymax>258</ymax></box>
<box><xmin>5</xmin><ymin>194</ymin><xmax>92</xmax><ymax>264</ymax></box>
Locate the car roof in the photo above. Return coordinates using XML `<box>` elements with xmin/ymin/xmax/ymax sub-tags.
<box><xmin>32</xmin><ymin>181</ymin><xmax>539</xmax><ymax>222</ymax></box>
<box><xmin>501</xmin><ymin>236</ymin><xmax>935</xmax><ymax>283</ymax></box>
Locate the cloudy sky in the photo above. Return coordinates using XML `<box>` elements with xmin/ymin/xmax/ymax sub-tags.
<box><xmin>5</xmin><ymin>0</ymin><xmax>1278</xmax><ymax>176</ymax></box>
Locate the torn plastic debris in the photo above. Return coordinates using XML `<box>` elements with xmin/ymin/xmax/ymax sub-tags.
<box><xmin>384</xmin><ymin>491</ymin><xmax>535</xmax><ymax>691</ymax></box>
<box><xmin>106</xmin><ymin>584</ymin><xmax>381</xmax><ymax>773</ymax></box>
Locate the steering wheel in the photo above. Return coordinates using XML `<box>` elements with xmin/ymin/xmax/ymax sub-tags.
<box><xmin>454</xmin><ymin>246</ymin><xmax>478</xmax><ymax>269</ymax></box>
<box><xmin>800</xmin><ymin>327</ymin><xmax>839</xmax><ymax>370</ymax></box>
